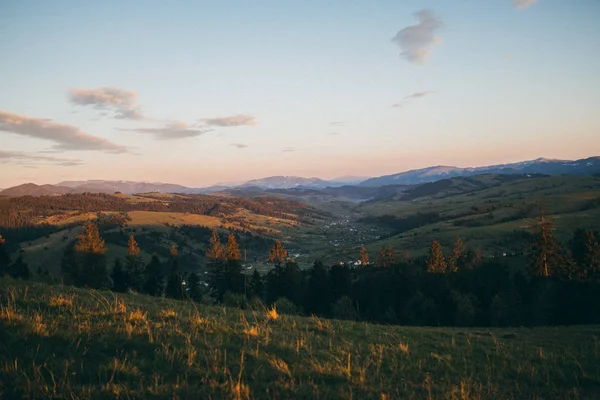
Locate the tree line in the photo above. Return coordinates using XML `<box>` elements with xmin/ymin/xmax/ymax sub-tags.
<box><xmin>1</xmin><ymin>212</ymin><xmax>600</xmax><ymax>327</ymax></box>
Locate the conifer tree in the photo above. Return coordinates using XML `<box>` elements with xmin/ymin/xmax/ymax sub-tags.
<box><xmin>448</xmin><ymin>236</ymin><xmax>466</xmax><ymax>273</ymax></box>
<box><xmin>125</xmin><ymin>235</ymin><xmax>144</xmax><ymax>291</ymax></box>
<box><xmin>61</xmin><ymin>243</ymin><xmax>78</xmax><ymax>285</ymax></box>
<box><xmin>206</xmin><ymin>229</ymin><xmax>225</xmax><ymax>261</ymax></box>
<box><xmin>185</xmin><ymin>272</ymin><xmax>203</xmax><ymax>302</ymax></box>
<box><xmin>307</xmin><ymin>260</ymin><xmax>331</xmax><ymax>314</ymax></box>
<box><xmin>269</xmin><ymin>240</ymin><xmax>288</xmax><ymax>266</ymax></box>
<box><xmin>527</xmin><ymin>211</ymin><xmax>563</xmax><ymax>277</ymax></box>
<box><xmin>143</xmin><ymin>253</ymin><xmax>164</xmax><ymax>296</ymax></box>
<box><xmin>74</xmin><ymin>221</ymin><xmax>110</xmax><ymax>288</ymax></box>
<box><xmin>165</xmin><ymin>243</ymin><xmax>184</xmax><ymax>299</ymax></box>
<box><xmin>226</xmin><ymin>231</ymin><xmax>242</xmax><ymax>261</ymax></box>
<box><xmin>359</xmin><ymin>247</ymin><xmax>369</xmax><ymax>266</ymax></box>
<box><xmin>584</xmin><ymin>231</ymin><xmax>600</xmax><ymax>282</ymax></box>
<box><xmin>111</xmin><ymin>259</ymin><xmax>129</xmax><ymax>292</ymax></box>
<box><xmin>0</xmin><ymin>234</ymin><xmax>12</xmax><ymax>277</ymax></box>
<box><xmin>8</xmin><ymin>254</ymin><xmax>30</xmax><ymax>280</ymax></box>
<box><xmin>248</xmin><ymin>269</ymin><xmax>265</xmax><ymax>301</ymax></box>
<box><xmin>426</xmin><ymin>240</ymin><xmax>448</xmax><ymax>274</ymax></box>
<box><xmin>377</xmin><ymin>245</ymin><xmax>397</xmax><ymax>268</ymax></box>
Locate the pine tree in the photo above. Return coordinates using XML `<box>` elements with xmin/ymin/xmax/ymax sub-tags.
<box><xmin>61</xmin><ymin>243</ymin><xmax>78</xmax><ymax>285</ymax></box>
<box><xmin>111</xmin><ymin>259</ymin><xmax>129</xmax><ymax>292</ymax></box>
<box><xmin>359</xmin><ymin>247</ymin><xmax>369</xmax><ymax>266</ymax></box>
<box><xmin>165</xmin><ymin>244</ymin><xmax>183</xmax><ymax>299</ymax></box>
<box><xmin>143</xmin><ymin>253</ymin><xmax>164</xmax><ymax>296</ymax></box>
<box><xmin>185</xmin><ymin>272</ymin><xmax>203</xmax><ymax>302</ymax></box>
<box><xmin>269</xmin><ymin>240</ymin><xmax>288</xmax><ymax>266</ymax></box>
<box><xmin>377</xmin><ymin>246</ymin><xmax>397</xmax><ymax>268</ymax></box>
<box><xmin>426</xmin><ymin>240</ymin><xmax>447</xmax><ymax>274</ymax></box>
<box><xmin>8</xmin><ymin>254</ymin><xmax>30</xmax><ymax>280</ymax></box>
<box><xmin>75</xmin><ymin>221</ymin><xmax>106</xmax><ymax>255</ymax></box>
<box><xmin>0</xmin><ymin>234</ymin><xmax>12</xmax><ymax>277</ymax></box>
<box><xmin>307</xmin><ymin>260</ymin><xmax>331</xmax><ymax>315</ymax></box>
<box><xmin>248</xmin><ymin>269</ymin><xmax>265</xmax><ymax>301</ymax></box>
<box><xmin>74</xmin><ymin>221</ymin><xmax>109</xmax><ymax>288</ymax></box>
<box><xmin>206</xmin><ymin>229</ymin><xmax>225</xmax><ymax>261</ymax></box>
<box><xmin>584</xmin><ymin>230</ymin><xmax>600</xmax><ymax>282</ymax></box>
<box><xmin>527</xmin><ymin>211</ymin><xmax>563</xmax><ymax>277</ymax></box>
<box><xmin>223</xmin><ymin>232</ymin><xmax>244</xmax><ymax>297</ymax></box>
<box><xmin>125</xmin><ymin>235</ymin><xmax>144</xmax><ymax>291</ymax></box>
<box><xmin>226</xmin><ymin>231</ymin><xmax>242</xmax><ymax>261</ymax></box>
<box><xmin>448</xmin><ymin>236</ymin><xmax>466</xmax><ymax>273</ymax></box>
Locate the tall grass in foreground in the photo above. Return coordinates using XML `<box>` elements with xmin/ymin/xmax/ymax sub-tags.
<box><xmin>0</xmin><ymin>277</ymin><xmax>599</xmax><ymax>399</ymax></box>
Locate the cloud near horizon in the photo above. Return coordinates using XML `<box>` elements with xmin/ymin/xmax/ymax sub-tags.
<box><xmin>229</xmin><ymin>143</ymin><xmax>248</xmax><ymax>149</ymax></box>
<box><xmin>514</xmin><ymin>0</ymin><xmax>537</xmax><ymax>10</ymax></box>
<box><xmin>120</xmin><ymin>121</ymin><xmax>212</xmax><ymax>140</ymax></box>
<box><xmin>0</xmin><ymin>110</ymin><xmax>127</xmax><ymax>152</ymax></box>
<box><xmin>391</xmin><ymin>10</ymin><xmax>443</xmax><ymax>65</ymax></box>
<box><xmin>69</xmin><ymin>87</ymin><xmax>145</xmax><ymax>120</ymax></box>
<box><xmin>200</xmin><ymin>114</ymin><xmax>256</xmax><ymax>127</ymax></box>
<box><xmin>0</xmin><ymin>150</ymin><xmax>83</xmax><ymax>166</ymax></box>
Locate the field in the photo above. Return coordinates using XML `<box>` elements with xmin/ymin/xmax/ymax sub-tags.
<box><xmin>1</xmin><ymin>278</ymin><xmax>599</xmax><ymax>399</ymax></box>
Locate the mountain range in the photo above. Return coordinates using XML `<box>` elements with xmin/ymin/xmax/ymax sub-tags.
<box><xmin>1</xmin><ymin>156</ymin><xmax>599</xmax><ymax>197</ymax></box>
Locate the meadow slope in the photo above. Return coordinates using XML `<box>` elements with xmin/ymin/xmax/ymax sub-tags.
<box><xmin>1</xmin><ymin>278</ymin><xmax>599</xmax><ymax>399</ymax></box>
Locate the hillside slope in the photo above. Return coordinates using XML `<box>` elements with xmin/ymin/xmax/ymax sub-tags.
<box><xmin>1</xmin><ymin>278</ymin><xmax>599</xmax><ymax>399</ymax></box>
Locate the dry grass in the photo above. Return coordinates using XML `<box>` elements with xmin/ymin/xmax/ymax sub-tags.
<box><xmin>1</xmin><ymin>278</ymin><xmax>599</xmax><ymax>399</ymax></box>
<box><xmin>158</xmin><ymin>308</ymin><xmax>177</xmax><ymax>320</ymax></box>
<box><xmin>49</xmin><ymin>294</ymin><xmax>74</xmax><ymax>308</ymax></box>
<box><xmin>127</xmin><ymin>309</ymin><xmax>147</xmax><ymax>324</ymax></box>
<box><xmin>265</xmin><ymin>306</ymin><xmax>279</xmax><ymax>322</ymax></box>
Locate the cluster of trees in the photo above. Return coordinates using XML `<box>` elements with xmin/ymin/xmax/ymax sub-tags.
<box><xmin>197</xmin><ymin>214</ymin><xmax>600</xmax><ymax>327</ymax></box>
<box><xmin>57</xmin><ymin>221</ymin><xmax>201</xmax><ymax>300</ymax></box>
<box><xmin>3</xmin><ymin>211</ymin><xmax>600</xmax><ymax>327</ymax></box>
<box><xmin>0</xmin><ymin>234</ymin><xmax>32</xmax><ymax>280</ymax></box>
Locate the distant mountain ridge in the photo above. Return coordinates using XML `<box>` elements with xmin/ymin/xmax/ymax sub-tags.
<box><xmin>2</xmin><ymin>156</ymin><xmax>599</xmax><ymax>197</ymax></box>
<box><xmin>359</xmin><ymin>157</ymin><xmax>600</xmax><ymax>187</ymax></box>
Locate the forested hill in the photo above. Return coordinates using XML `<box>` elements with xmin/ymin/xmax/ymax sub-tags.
<box><xmin>0</xmin><ymin>192</ymin><xmax>326</xmax><ymax>228</ymax></box>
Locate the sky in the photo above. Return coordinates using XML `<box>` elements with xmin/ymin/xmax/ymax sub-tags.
<box><xmin>1</xmin><ymin>0</ymin><xmax>599</xmax><ymax>188</ymax></box>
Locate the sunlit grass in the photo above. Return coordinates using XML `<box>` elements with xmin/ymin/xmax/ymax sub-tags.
<box><xmin>1</xmin><ymin>277</ymin><xmax>599</xmax><ymax>399</ymax></box>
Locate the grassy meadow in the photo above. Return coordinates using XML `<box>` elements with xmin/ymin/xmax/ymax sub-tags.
<box><xmin>1</xmin><ymin>278</ymin><xmax>599</xmax><ymax>399</ymax></box>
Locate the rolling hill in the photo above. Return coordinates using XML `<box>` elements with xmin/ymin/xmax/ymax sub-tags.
<box><xmin>1</xmin><ymin>278</ymin><xmax>598</xmax><ymax>399</ymax></box>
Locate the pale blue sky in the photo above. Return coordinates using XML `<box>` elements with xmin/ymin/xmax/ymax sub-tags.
<box><xmin>1</xmin><ymin>0</ymin><xmax>599</xmax><ymax>187</ymax></box>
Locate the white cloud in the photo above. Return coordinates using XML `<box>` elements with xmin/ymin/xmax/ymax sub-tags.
<box><xmin>200</xmin><ymin>114</ymin><xmax>256</xmax><ymax>127</ymax></box>
<box><xmin>121</xmin><ymin>121</ymin><xmax>212</xmax><ymax>140</ymax></box>
<box><xmin>69</xmin><ymin>87</ymin><xmax>145</xmax><ymax>120</ymax></box>
<box><xmin>392</xmin><ymin>91</ymin><xmax>437</xmax><ymax>108</ymax></box>
<box><xmin>0</xmin><ymin>150</ymin><xmax>83</xmax><ymax>166</ymax></box>
<box><xmin>0</xmin><ymin>110</ymin><xmax>127</xmax><ymax>152</ymax></box>
<box><xmin>391</xmin><ymin>10</ymin><xmax>443</xmax><ymax>65</ymax></box>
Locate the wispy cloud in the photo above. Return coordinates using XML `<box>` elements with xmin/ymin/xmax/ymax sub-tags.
<box><xmin>120</xmin><ymin>121</ymin><xmax>212</xmax><ymax>140</ymax></box>
<box><xmin>0</xmin><ymin>150</ymin><xmax>83</xmax><ymax>166</ymax></box>
<box><xmin>330</xmin><ymin>121</ymin><xmax>345</xmax><ymax>127</ymax></box>
<box><xmin>282</xmin><ymin>147</ymin><xmax>295</xmax><ymax>153</ymax></box>
<box><xmin>200</xmin><ymin>114</ymin><xmax>256</xmax><ymax>127</ymax></box>
<box><xmin>69</xmin><ymin>87</ymin><xmax>145</xmax><ymax>120</ymax></box>
<box><xmin>391</xmin><ymin>10</ymin><xmax>443</xmax><ymax>65</ymax></box>
<box><xmin>0</xmin><ymin>110</ymin><xmax>127</xmax><ymax>152</ymax></box>
<box><xmin>392</xmin><ymin>91</ymin><xmax>437</xmax><ymax>108</ymax></box>
<box><xmin>230</xmin><ymin>143</ymin><xmax>248</xmax><ymax>149</ymax></box>
<box><xmin>329</xmin><ymin>132</ymin><xmax>341</xmax><ymax>136</ymax></box>
<box><xmin>514</xmin><ymin>0</ymin><xmax>537</xmax><ymax>10</ymax></box>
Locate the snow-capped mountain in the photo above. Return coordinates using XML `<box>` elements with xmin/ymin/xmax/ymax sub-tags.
<box><xmin>359</xmin><ymin>157</ymin><xmax>600</xmax><ymax>187</ymax></box>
